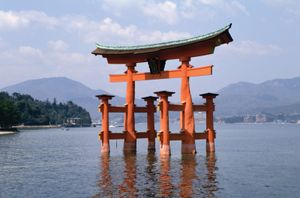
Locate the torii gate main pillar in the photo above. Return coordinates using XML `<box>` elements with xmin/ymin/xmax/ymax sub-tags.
<box><xmin>180</xmin><ymin>57</ymin><xmax>196</xmax><ymax>154</ymax></box>
<box><xmin>124</xmin><ymin>63</ymin><xmax>137</xmax><ymax>153</ymax></box>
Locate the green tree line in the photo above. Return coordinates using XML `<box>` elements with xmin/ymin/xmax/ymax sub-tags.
<box><xmin>0</xmin><ymin>92</ymin><xmax>91</xmax><ymax>128</ymax></box>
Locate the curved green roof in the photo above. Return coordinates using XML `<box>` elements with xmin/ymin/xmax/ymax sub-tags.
<box><xmin>93</xmin><ymin>24</ymin><xmax>232</xmax><ymax>55</ymax></box>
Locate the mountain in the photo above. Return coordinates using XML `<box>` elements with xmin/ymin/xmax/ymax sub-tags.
<box><xmin>2</xmin><ymin>77</ymin><xmax>107</xmax><ymax>101</ymax></box>
<box><xmin>1</xmin><ymin>77</ymin><xmax>138</xmax><ymax>120</ymax></box>
<box><xmin>3</xmin><ymin>76</ymin><xmax>300</xmax><ymax>121</ymax></box>
<box><xmin>214</xmin><ymin>77</ymin><xmax>300</xmax><ymax>116</ymax></box>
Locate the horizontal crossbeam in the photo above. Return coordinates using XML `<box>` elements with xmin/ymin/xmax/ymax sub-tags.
<box><xmin>169</xmin><ymin>104</ymin><xmax>184</xmax><ymax>111</ymax></box>
<box><xmin>103</xmin><ymin>131</ymin><xmax>208</xmax><ymax>140</ymax></box>
<box><xmin>102</xmin><ymin>104</ymin><xmax>206</xmax><ymax>113</ymax></box>
<box><xmin>107</xmin><ymin>106</ymin><xmax>156</xmax><ymax>113</ymax></box>
<box><xmin>110</xmin><ymin>65</ymin><xmax>213</xmax><ymax>82</ymax></box>
<box><xmin>194</xmin><ymin>132</ymin><xmax>207</xmax><ymax>139</ymax></box>
<box><xmin>109</xmin><ymin>106</ymin><xmax>126</xmax><ymax>112</ymax></box>
<box><xmin>193</xmin><ymin>105</ymin><xmax>207</xmax><ymax>112</ymax></box>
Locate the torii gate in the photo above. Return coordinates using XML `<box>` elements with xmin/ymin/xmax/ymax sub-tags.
<box><xmin>92</xmin><ymin>24</ymin><xmax>233</xmax><ymax>155</ymax></box>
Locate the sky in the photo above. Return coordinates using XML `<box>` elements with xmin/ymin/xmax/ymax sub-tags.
<box><xmin>0</xmin><ymin>0</ymin><xmax>300</xmax><ymax>100</ymax></box>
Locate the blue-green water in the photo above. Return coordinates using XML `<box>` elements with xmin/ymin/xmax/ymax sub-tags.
<box><xmin>0</xmin><ymin>123</ymin><xmax>300</xmax><ymax>197</ymax></box>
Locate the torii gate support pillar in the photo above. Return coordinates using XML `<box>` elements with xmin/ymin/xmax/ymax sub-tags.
<box><xmin>180</xmin><ymin>57</ymin><xmax>196</xmax><ymax>154</ymax></box>
<box><xmin>155</xmin><ymin>91</ymin><xmax>175</xmax><ymax>156</ymax></box>
<box><xmin>201</xmin><ymin>93</ymin><xmax>218</xmax><ymax>153</ymax></box>
<box><xmin>124</xmin><ymin>63</ymin><xmax>137</xmax><ymax>153</ymax></box>
<box><xmin>142</xmin><ymin>96</ymin><xmax>158</xmax><ymax>151</ymax></box>
<box><xmin>96</xmin><ymin>94</ymin><xmax>114</xmax><ymax>153</ymax></box>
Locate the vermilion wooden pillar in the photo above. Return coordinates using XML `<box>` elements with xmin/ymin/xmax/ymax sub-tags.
<box><xmin>155</xmin><ymin>91</ymin><xmax>174</xmax><ymax>156</ymax></box>
<box><xmin>142</xmin><ymin>96</ymin><xmax>158</xmax><ymax>151</ymax></box>
<box><xmin>201</xmin><ymin>93</ymin><xmax>218</xmax><ymax>152</ymax></box>
<box><xmin>124</xmin><ymin>63</ymin><xmax>137</xmax><ymax>153</ymax></box>
<box><xmin>96</xmin><ymin>94</ymin><xmax>114</xmax><ymax>153</ymax></box>
<box><xmin>179</xmin><ymin>57</ymin><xmax>196</xmax><ymax>154</ymax></box>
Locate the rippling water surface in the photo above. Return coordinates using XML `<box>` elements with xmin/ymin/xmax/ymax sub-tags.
<box><xmin>0</xmin><ymin>123</ymin><xmax>300</xmax><ymax>197</ymax></box>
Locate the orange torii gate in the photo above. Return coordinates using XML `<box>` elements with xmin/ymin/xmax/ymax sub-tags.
<box><xmin>92</xmin><ymin>24</ymin><xmax>233</xmax><ymax>155</ymax></box>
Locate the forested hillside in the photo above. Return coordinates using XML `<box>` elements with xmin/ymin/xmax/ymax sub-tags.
<box><xmin>1</xmin><ymin>77</ymin><xmax>144</xmax><ymax>120</ymax></box>
<box><xmin>0</xmin><ymin>92</ymin><xmax>91</xmax><ymax>128</ymax></box>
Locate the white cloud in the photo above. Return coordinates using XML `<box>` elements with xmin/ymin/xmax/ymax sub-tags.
<box><xmin>63</xmin><ymin>16</ymin><xmax>190</xmax><ymax>44</ymax></box>
<box><xmin>0</xmin><ymin>37</ymin><xmax>4</xmax><ymax>48</ymax></box>
<box><xmin>0</xmin><ymin>11</ymin><xmax>29</xmax><ymax>28</ymax></box>
<box><xmin>199</xmin><ymin>0</ymin><xmax>220</xmax><ymax>5</ymax></box>
<box><xmin>225</xmin><ymin>40</ymin><xmax>282</xmax><ymax>56</ymax></box>
<box><xmin>0</xmin><ymin>42</ymin><xmax>114</xmax><ymax>91</ymax></box>
<box><xmin>263</xmin><ymin>0</ymin><xmax>300</xmax><ymax>17</ymax></box>
<box><xmin>0</xmin><ymin>10</ymin><xmax>189</xmax><ymax>44</ymax></box>
<box><xmin>18</xmin><ymin>46</ymin><xmax>43</xmax><ymax>57</ymax></box>
<box><xmin>48</xmin><ymin>40</ymin><xmax>69</xmax><ymax>51</ymax></box>
<box><xmin>1</xmin><ymin>44</ymin><xmax>75</xmax><ymax>67</ymax></box>
<box><xmin>263</xmin><ymin>0</ymin><xmax>299</xmax><ymax>7</ymax></box>
<box><xmin>183</xmin><ymin>0</ymin><xmax>193</xmax><ymax>7</ymax></box>
<box><xmin>0</xmin><ymin>9</ymin><xmax>193</xmax><ymax>92</ymax></box>
<box><xmin>141</xmin><ymin>1</ymin><xmax>178</xmax><ymax>25</ymax></box>
<box><xmin>198</xmin><ymin>0</ymin><xmax>249</xmax><ymax>15</ymax></box>
<box><xmin>62</xmin><ymin>16</ymin><xmax>137</xmax><ymax>44</ymax></box>
<box><xmin>0</xmin><ymin>10</ymin><xmax>58</xmax><ymax>29</ymax></box>
<box><xmin>99</xmin><ymin>17</ymin><xmax>137</xmax><ymax>39</ymax></box>
<box><xmin>102</xmin><ymin>0</ymin><xmax>179</xmax><ymax>24</ymax></box>
<box><xmin>0</xmin><ymin>44</ymin><xmax>98</xmax><ymax>83</ymax></box>
<box><xmin>139</xmin><ymin>30</ymin><xmax>190</xmax><ymax>43</ymax></box>
<box><xmin>102</xmin><ymin>0</ymin><xmax>136</xmax><ymax>10</ymax></box>
<box><xmin>0</xmin><ymin>46</ymin><xmax>44</xmax><ymax>68</ymax></box>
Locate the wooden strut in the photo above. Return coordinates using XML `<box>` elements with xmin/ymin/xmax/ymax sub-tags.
<box><xmin>96</xmin><ymin>95</ymin><xmax>215</xmax><ymax>141</ymax></box>
<box><xmin>93</xmin><ymin>24</ymin><xmax>233</xmax><ymax>155</ymax></box>
<box><xmin>96</xmin><ymin>63</ymin><xmax>218</xmax><ymax>155</ymax></box>
<box><xmin>109</xmin><ymin>65</ymin><xmax>213</xmax><ymax>82</ymax></box>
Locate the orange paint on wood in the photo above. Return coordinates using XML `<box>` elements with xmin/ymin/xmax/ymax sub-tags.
<box><xmin>136</xmin><ymin>132</ymin><xmax>148</xmax><ymax>138</ymax></box>
<box><xmin>102</xmin><ymin>43</ymin><xmax>215</xmax><ymax>64</ymax></box>
<box><xmin>109</xmin><ymin>65</ymin><xmax>212</xmax><ymax>82</ymax></box>
<box><xmin>134</xmin><ymin>106</ymin><xmax>148</xmax><ymax>113</ymax></box>
<box><xmin>194</xmin><ymin>132</ymin><xmax>207</xmax><ymax>139</ymax></box>
<box><xmin>169</xmin><ymin>133</ymin><xmax>184</xmax><ymax>141</ymax></box>
<box><xmin>201</xmin><ymin>93</ymin><xmax>218</xmax><ymax>152</ymax></box>
<box><xmin>169</xmin><ymin>104</ymin><xmax>184</xmax><ymax>111</ymax></box>
<box><xmin>155</xmin><ymin>91</ymin><xmax>174</xmax><ymax>155</ymax></box>
<box><xmin>180</xmin><ymin>57</ymin><xmax>196</xmax><ymax>154</ymax></box>
<box><xmin>124</xmin><ymin>63</ymin><xmax>137</xmax><ymax>152</ymax></box>
<box><xmin>96</xmin><ymin>95</ymin><xmax>114</xmax><ymax>153</ymax></box>
<box><xmin>109</xmin><ymin>106</ymin><xmax>126</xmax><ymax>112</ymax></box>
<box><xmin>193</xmin><ymin>105</ymin><xmax>207</xmax><ymax>112</ymax></box>
<box><xmin>109</xmin><ymin>133</ymin><xmax>125</xmax><ymax>139</ymax></box>
<box><xmin>142</xmin><ymin>96</ymin><xmax>158</xmax><ymax>150</ymax></box>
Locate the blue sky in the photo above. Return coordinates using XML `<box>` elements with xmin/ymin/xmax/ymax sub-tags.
<box><xmin>0</xmin><ymin>0</ymin><xmax>299</xmax><ymax>100</ymax></box>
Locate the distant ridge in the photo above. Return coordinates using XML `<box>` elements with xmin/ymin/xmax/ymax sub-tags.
<box><xmin>1</xmin><ymin>77</ymin><xmax>130</xmax><ymax>120</ymax></box>
<box><xmin>3</xmin><ymin>76</ymin><xmax>300</xmax><ymax>119</ymax></box>
<box><xmin>2</xmin><ymin>77</ymin><xmax>107</xmax><ymax>101</ymax></box>
<box><xmin>215</xmin><ymin>76</ymin><xmax>300</xmax><ymax>116</ymax></box>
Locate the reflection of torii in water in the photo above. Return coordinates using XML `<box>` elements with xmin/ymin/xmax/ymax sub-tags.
<box><xmin>94</xmin><ymin>153</ymin><xmax>219</xmax><ymax>197</ymax></box>
<box><xmin>93</xmin><ymin>24</ymin><xmax>233</xmax><ymax>155</ymax></box>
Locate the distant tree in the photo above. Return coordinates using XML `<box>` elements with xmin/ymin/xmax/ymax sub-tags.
<box><xmin>223</xmin><ymin>116</ymin><xmax>244</xmax><ymax>123</ymax></box>
<box><xmin>0</xmin><ymin>92</ymin><xmax>91</xmax><ymax>126</ymax></box>
<box><xmin>0</xmin><ymin>92</ymin><xmax>20</xmax><ymax>128</ymax></box>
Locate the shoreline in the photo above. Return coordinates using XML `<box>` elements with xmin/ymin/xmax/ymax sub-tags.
<box><xmin>14</xmin><ymin>125</ymin><xmax>62</xmax><ymax>130</ymax></box>
<box><xmin>0</xmin><ymin>131</ymin><xmax>17</xmax><ymax>135</ymax></box>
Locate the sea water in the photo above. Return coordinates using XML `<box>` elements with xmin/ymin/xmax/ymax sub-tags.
<box><xmin>0</xmin><ymin>123</ymin><xmax>299</xmax><ymax>197</ymax></box>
